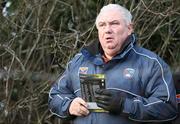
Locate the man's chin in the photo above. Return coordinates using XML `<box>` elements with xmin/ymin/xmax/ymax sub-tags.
<box><xmin>107</xmin><ymin>45</ymin><xmax>116</xmax><ymax>49</ymax></box>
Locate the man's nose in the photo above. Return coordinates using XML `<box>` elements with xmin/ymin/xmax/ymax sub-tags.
<box><xmin>105</xmin><ymin>25</ymin><xmax>112</xmax><ymax>34</ymax></box>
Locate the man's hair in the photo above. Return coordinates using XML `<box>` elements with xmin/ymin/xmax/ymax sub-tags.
<box><xmin>95</xmin><ymin>4</ymin><xmax>132</xmax><ymax>27</ymax></box>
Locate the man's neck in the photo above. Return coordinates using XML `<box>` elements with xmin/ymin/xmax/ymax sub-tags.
<box><xmin>102</xmin><ymin>54</ymin><xmax>113</xmax><ymax>63</ymax></box>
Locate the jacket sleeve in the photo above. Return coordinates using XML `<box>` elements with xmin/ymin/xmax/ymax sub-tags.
<box><xmin>48</xmin><ymin>61</ymin><xmax>76</xmax><ymax>119</ymax></box>
<box><xmin>123</xmin><ymin>59</ymin><xmax>178</xmax><ymax>122</ymax></box>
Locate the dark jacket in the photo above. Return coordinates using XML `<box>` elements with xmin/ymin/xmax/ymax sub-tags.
<box><xmin>48</xmin><ymin>34</ymin><xmax>178</xmax><ymax>124</ymax></box>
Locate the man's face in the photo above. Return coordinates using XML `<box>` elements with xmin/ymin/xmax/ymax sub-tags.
<box><xmin>97</xmin><ymin>10</ymin><xmax>133</xmax><ymax>59</ymax></box>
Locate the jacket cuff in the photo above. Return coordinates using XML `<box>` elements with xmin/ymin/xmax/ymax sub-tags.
<box><xmin>62</xmin><ymin>99</ymin><xmax>76</xmax><ymax>120</ymax></box>
<box><xmin>122</xmin><ymin>98</ymin><xmax>134</xmax><ymax>114</ymax></box>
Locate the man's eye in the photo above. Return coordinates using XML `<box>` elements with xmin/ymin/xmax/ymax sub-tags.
<box><xmin>111</xmin><ymin>22</ymin><xmax>119</xmax><ymax>25</ymax></box>
<box><xmin>98</xmin><ymin>23</ymin><xmax>105</xmax><ymax>27</ymax></box>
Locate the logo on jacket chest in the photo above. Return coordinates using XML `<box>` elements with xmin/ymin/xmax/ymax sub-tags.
<box><xmin>79</xmin><ymin>67</ymin><xmax>88</xmax><ymax>74</ymax></box>
<box><xmin>123</xmin><ymin>68</ymin><xmax>135</xmax><ymax>79</ymax></box>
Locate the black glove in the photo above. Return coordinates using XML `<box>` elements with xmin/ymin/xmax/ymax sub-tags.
<box><xmin>95</xmin><ymin>89</ymin><xmax>125</xmax><ymax>114</ymax></box>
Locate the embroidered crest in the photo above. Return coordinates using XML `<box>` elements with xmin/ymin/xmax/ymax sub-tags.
<box><xmin>79</xmin><ymin>67</ymin><xmax>88</xmax><ymax>74</ymax></box>
<box><xmin>123</xmin><ymin>68</ymin><xmax>135</xmax><ymax>79</ymax></box>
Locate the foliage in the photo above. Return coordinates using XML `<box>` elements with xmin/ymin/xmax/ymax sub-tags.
<box><xmin>0</xmin><ymin>0</ymin><xmax>180</xmax><ymax>124</ymax></box>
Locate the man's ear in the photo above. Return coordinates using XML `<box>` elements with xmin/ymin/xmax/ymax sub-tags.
<box><xmin>127</xmin><ymin>23</ymin><xmax>134</xmax><ymax>35</ymax></box>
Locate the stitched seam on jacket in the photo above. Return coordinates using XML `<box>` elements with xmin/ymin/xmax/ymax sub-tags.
<box><xmin>133</xmin><ymin>99</ymin><xmax>163</xmax><ymax>106</ymax></box>
<box><xmin>129</xmin><ymin>115</ymin><xmax>177</xmax><ymax>122</ymax></box>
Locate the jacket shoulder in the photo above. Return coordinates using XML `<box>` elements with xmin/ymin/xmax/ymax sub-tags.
<box><xmin>132</xmin><ymin>46</ymin><xmax>169</xmax><ymax>69</ymax></box>
<box><xmin>67</xmin><ymin>53</ymin><xmax>84</xmax><ymax>69</ymax></box>
<box><xmin>133</xmin><ymin>46</ymin><xmax>158</xmax><ymax>58</ymax></box>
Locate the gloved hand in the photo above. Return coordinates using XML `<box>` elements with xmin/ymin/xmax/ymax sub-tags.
<box><xmin>95</xmin><ymin>89</ymin><xmax>125</xmax><ymax>114</ymax></box>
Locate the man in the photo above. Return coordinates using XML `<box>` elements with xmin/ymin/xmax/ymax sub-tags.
<box><xmin>48</xmin><ymin>4</ymin><xmax>178</xmax><ymax>124</ymax></box>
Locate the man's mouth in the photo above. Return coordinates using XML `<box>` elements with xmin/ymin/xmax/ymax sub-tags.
<box><xmin>105</xmin><ymin>37</ymin><xmax>113</xmax><ymax>42</ymax></box>
<box><xmin>106</xmin><ymin>37</ymin><xmax>113</xmax><ymax>39</ymax></box>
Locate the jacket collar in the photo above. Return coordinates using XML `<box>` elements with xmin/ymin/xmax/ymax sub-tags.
<box><xmin>81</xmin><ymin>33</ymin><xmax>137</xmax><ymax>65</ymax></box>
